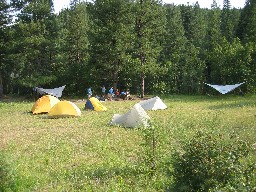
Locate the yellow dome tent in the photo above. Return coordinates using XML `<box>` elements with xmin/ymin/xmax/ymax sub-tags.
<box><xmin>85</xmin><ymin>97</ymin><xmax>107</xmax><ymax>112</ymax></box>
<box><xmin>48</xmin><ymin>100</ymin><xmax>81</xmax><ymax>118</ymax></box>
<box><xmin>31</xmin><ymin>95</ymin><xmax>60</xmax><ymax>114</ymax></box>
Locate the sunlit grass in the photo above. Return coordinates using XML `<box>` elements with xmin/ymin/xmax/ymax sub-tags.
<box><xmin>0</xmin><ymin>95</ymin><xmax>255</xmax><ymax>191</ymax></box>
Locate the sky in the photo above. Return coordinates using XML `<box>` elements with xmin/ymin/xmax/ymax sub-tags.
<box><xmin>53</xmin><ymin>0</ymin><xmax>246</xmax><ymax>13</ymax></box>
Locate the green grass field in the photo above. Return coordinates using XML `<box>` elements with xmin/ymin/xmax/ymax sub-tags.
<box><xmin>1</xmin><ymin>95</ymin><xmax>256</xmax><ymax>191</ymax></box>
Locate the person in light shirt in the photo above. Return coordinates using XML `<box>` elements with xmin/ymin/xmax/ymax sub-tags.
<box><xmin>108</xmin><ymin>87</ymin><xmax>114</xmax><ymax>101</ymax></box>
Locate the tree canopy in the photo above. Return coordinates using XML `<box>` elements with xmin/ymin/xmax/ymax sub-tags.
<box><xmin>1</xmin><ymin>0</ymin><xmax>255</xmax><ymax>97</ymax></box>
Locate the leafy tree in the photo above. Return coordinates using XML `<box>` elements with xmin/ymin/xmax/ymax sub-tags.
<box><xmin>0</xmin><ymin>0</ymin><xmax>10</xmax><ymax>27</ymax></box>
<box><xmin>208</xmin><ymin>37</ymin><xmax>248</xmax><ymax>84</ymax></box>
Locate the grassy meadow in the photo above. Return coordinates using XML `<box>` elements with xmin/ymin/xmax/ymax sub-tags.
<box><xmin>0</xmin><ymin>94</ymin><xmax>256</xmax><ymax>191</ymax></box>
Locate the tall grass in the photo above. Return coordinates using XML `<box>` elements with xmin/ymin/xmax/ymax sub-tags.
<box><xmin>0</xmin><ymin>95</ymin><xmax>255</xmax><ymax>191</ymax></box>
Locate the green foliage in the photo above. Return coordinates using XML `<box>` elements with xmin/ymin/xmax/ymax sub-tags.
<box><xmin>237</xmin><ymin>0</ymin><xmax>256</xmax><ymax>43</ymax></box>
<box><xmin>221</xmin><ymin>0</ymin><xmax>235</xmax><ymax>42</ymax></box>
<box><xmin>151</xmin><ymin>81</ymin><xmax>170</xmax><ymax>95</ymax></box>
<box><xmin>208</xmin><ymin>37</ymin><xmax>248</xmax><ymax>84</ymax></box>
<box><xmin>56</xmin><ymin>1</ymin><xmax>90</xmax><ymax>94</ymax></box>
<box><xmin>132</xmin><ymin>0</ymin><xmax>166</xmax><ymax>97</ymax></box>
<box><xmin>170</xmin><ymin>129</ymin><xmax>256</xmax><ymax>191</ymax></box>
<box><xmin>89</xmin><ymin>0</ymin><xmax>134</xmax><ymax>87</ymax></box>
<box><xmin>0</xmin><ymin>0</ymin><xmax>11</xmax><ymax>27</ymax></box>
<box><xmin>2</xmin><ymin>0</ymin><xmax>59</xmax><ymax>94</ymax></box>
<box><xmin>2</xmin><ymin>1</ymin><xmax>256</xmax><ymax>96</ymax></box>
<box><xmin>161</xmin><ymin>5</ymin><xmax>187</xmax><ymax>94</ymax></box>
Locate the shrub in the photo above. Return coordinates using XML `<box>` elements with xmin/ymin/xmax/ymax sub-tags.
<box><xmin>170</xmin><ymin>129</ymin><xmax>256</xmax><ymax>191</ymax></box>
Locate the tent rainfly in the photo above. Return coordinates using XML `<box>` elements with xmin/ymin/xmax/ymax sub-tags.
<box><xmin>111</xmin><ymin>103</ymin><xmax>150</xmax><ymax>128</ymax></box>
<box><xmin>35</xmin><ymin>85</ymin><xmax>66</xmax><ymax>98</ymax></box>
<box><xmin>31</xmin><ymin>95</ymin><xmax>60</xmax><ymax>114</ymax></box>
<box><xmin>138</xmin><ymin>96</ymin><xmax>167</xmax><ymax>110</ymax></box>
<box><xmin>205</xmin><ymin>82</ymin><xmax>245</xmax><ymax>94</ymax></box>
<box><xmin>85</xmin><ymin>97</ymin><xmax>107</xmax><ymax>112</ymax></box>
<box><xmin>48</xmin><ymin>100</ymin><xmax>81</xmax><ymax>118</ymax></box>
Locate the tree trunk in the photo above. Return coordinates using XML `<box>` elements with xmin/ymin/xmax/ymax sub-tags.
<box><xmin>140</xmin><ymin>73</ymin><xmax>145</xmax><ymax>98</ymax></box>
<box><xmin>0</xmin><ymin>73</ymin><xmax>3</xmax><ymax>97</ymax></box>
<box><xmin>113</xmin><ymin>71</ymin><xmax>118</xmax><ymax>91</ymax></box>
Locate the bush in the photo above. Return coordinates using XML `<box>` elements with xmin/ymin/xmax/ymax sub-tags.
<box><xmin>170</xmin><ymin>129</ymin><xmax>256</xmax><ymax>191</ymax></box>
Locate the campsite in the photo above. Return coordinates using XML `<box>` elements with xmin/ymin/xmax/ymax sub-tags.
<box><xmin>1</xmin><ymin>94</ymin><xmax>255</xmax><ymax>191</ymax></box>
<box><xmin>1</xmin><ymin>0</ymin><xmax>256</xmax><ymax>191</ymax></box>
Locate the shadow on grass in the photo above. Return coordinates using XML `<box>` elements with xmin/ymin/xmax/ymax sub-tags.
<box><xmin>64</xmin><ymin>164</ymin><xmax>145</xmax><ymax>181</ymax></box>
<box><xmin>54</xmin><ymin>163</ymin><xmax>165</xmax><ymax>189</ymax></box>
<box><xmin>209</xmin><ymin>101</ymin><xmax>256</xmax><ymax>110</ymax></box>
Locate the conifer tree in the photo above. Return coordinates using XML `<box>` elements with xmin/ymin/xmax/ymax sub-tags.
<box><xmin>162</xmin><ymin>4</ymin><xmax>205</xmax><ymax>94</ymax></box>
<box><xmin>221</xmin><ymin>0</ymin><xmax>234</xmax><ymax>42</ymax></box>
<box><xmin>161</xmin><ymin>4</ymin><xmax>187</xmax><ymax>93</ymax></box>
<box><xmin>237</xmin><ymin>0</ymin><xmax>256</xmax><ymax>43</ymax></box>
<box><xmin>132</xmin><ymin>0</ymin><xmax>165</xmax><ymax>98</ymax></box>
<box><xmin>89</xmin><ymin>0</ymin><xmax>134</xmax><ymax>90</ymax></box>
<box><xmin>236</xmin><ymin>0</ymin><xmax>256</xmax><ymax>92</ymax></box>
<box><xmin>0</xmin><ymin>0</ymin><xmax>11</xmax><ymax>96</ymax></box>
<box><xmin>204</xmin><ymin>0</ymin><xmax>222</xmax><ymax>84</ymax></box>
<box><xmin>58</xmin><ymin>1</ymin><xmax>90</xmax><ymax>93</ymax></box>
<box><xmin>8</xmin><ymin>0</ymin><xmax>58</xmax><ymax>91</ymax></box>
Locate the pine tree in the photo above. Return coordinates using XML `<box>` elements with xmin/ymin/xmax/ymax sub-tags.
<box><xmin>132</xmin><ymin>0</ymin><xmax>165</xmax><ymax>98</ymax></box>
<box><xmin>236</xmin><ymin>1</ymin><xmax>256</xmax><ymax>92</ymax></box>
<box><xmin>237</xmin><ymin>0</ymin><xmax>256</xmax><ymax>43</ymax></box>
<box><xmin>221</xmin><ymin>0</ymin><xmax>234</xmax><ymax>42</ymax></box>
<box><xmin>0</xmin><ymin>0</ymin><xmax>11</xmax><ymax>96</ymax></box>
<box><xmin>204</xmin><ymin>0</ymin><xmax>222</xmax><ymax>84</ymax></box>
<box><xmin>58</xmin><ymin>1</ymin><xmax>90</xmax><ymax>94</ymax></box>
<box><xmin>161</xmin><ymin>4</ymin><xmax>205</xmax><ymax>94</ymax></box>
<box><xmin>8</xmin><ymin>0</ymin><xmax>58</xmax><ymax>91</ymax></box>
<box><xmin>89</xmin><ymin>0</ymin><xmax>134</xmax><ymax>91</ymax></box>
<box><xmin>161</xmin><ymin>4</ymin><xmax>187</xmax><ymax>93</ymax></box>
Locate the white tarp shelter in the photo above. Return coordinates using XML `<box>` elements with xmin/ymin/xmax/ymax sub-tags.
<box><xmin>111</xmin><ymin>103</ymin><xmax>150</xmax><ymax>128</ymax></box>
<box><xmin>139</xmin><ymin>96</ymin><xmax>167</xmax><ymax>110</ymax></box>
<box><xmin>36</xmin><ymin>85</ymin><xmax>66</xmax><ymax>98</ymax></box>
<box><xmin>205</xmin><ymin>82</ymin><xmax>245</xmax><ymax>94</ymax></box>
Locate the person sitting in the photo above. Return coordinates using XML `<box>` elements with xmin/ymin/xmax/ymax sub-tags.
<box><xmin>125</xmin><ymin>89</ymin><xmax>131</xmax><ymax>100</ymax></box>
<box><xmin>115</xmin><ymin>89</ymin><xmax>120</xmax><ymax>97</ymax></box>
<box><xmin>87</xmin><ymin>87</ymin><xmax>92</xmax><ymax>99</ymax></box>
<box><xmin>120</xmin><ymin>90</ymin><xmax>126</xmax><ymax>100</ymax></box>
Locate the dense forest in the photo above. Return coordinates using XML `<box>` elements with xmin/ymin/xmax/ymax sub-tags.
<box><xmin>0</xmin><ymin>0</ymin><xmax>255</xmax><ymax>97</ymax></box>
